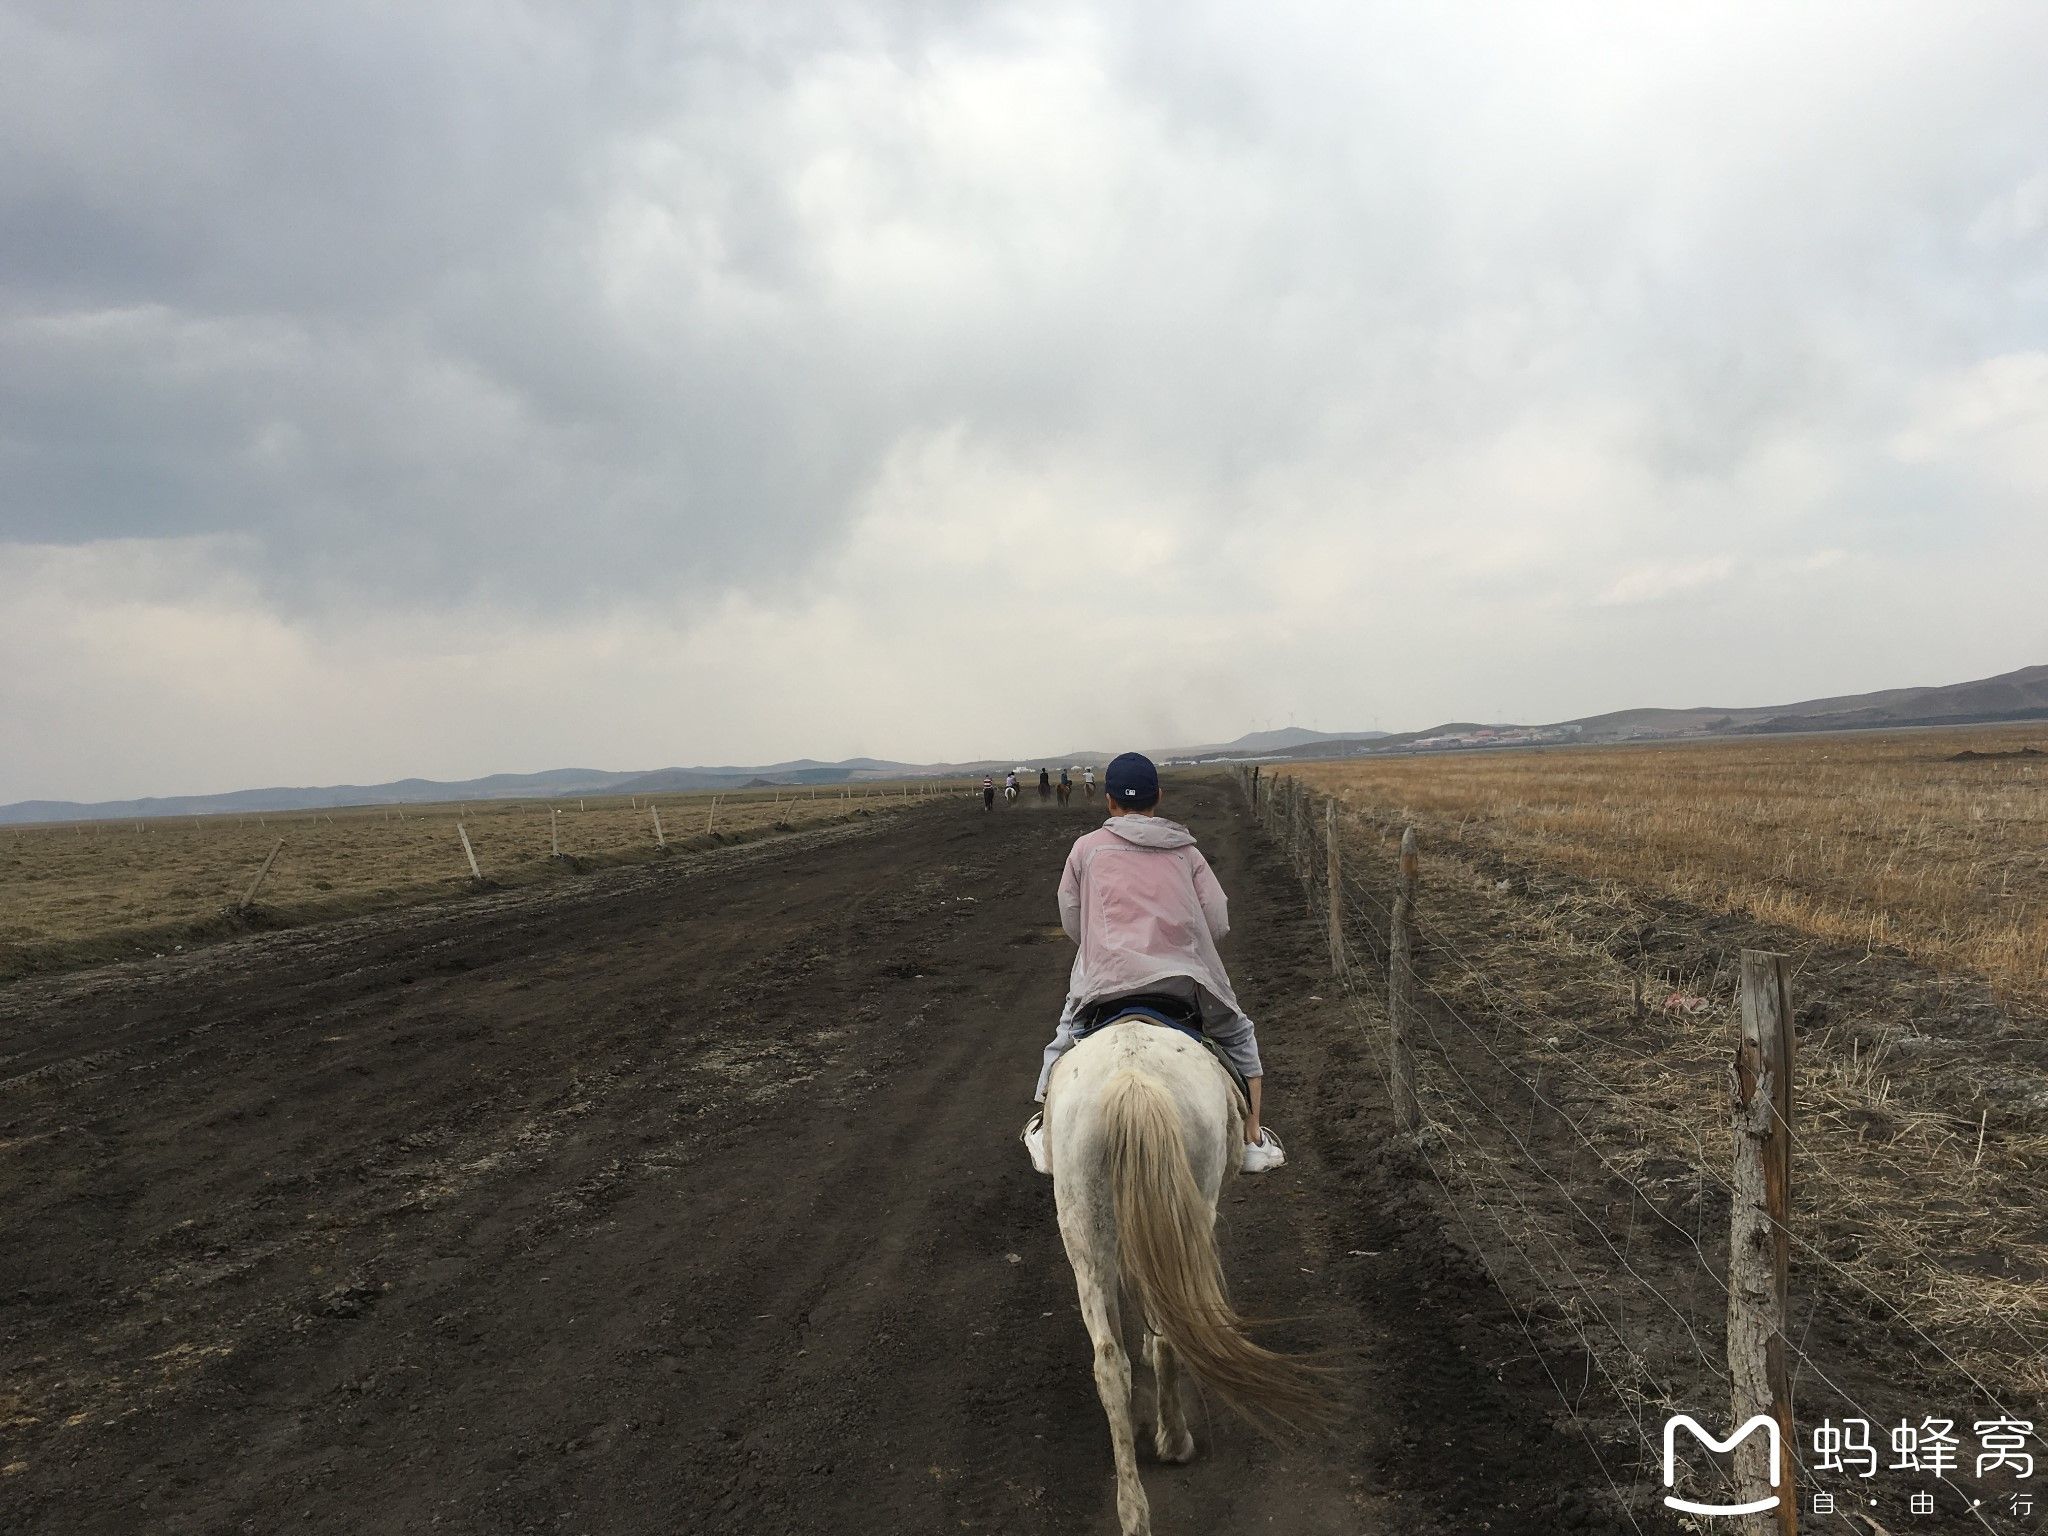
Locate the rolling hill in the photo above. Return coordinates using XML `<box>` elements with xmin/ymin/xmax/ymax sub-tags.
<box><xmin>5</xmin><ymin>665</ymin><xmax>2039</xmax><ymax>824</ymax></box>
<box><xmin>1251</xmin><ymin>662</ymin><xmax>2048</xmax><ymax>763</ymax></box>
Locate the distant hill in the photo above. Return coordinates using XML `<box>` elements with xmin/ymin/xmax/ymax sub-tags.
<box><xmin>1256</xmin><ymin>662</ymin><xmax>2048</xmax><ymax>764</ymax></box>
<box><xmin>0</xmin><ymin>768</ymin><xmax>650</xmax><ymax>826</ymax></box>
<box><xmin>607</xmin><ymin>758</ymin><xmax>923</xmax><ymax>794</ymax></box>
<box><xmin>1177</xmin><ymin>726</ymin><xmax>1389</xmax><ymax>756</ymax></box>
<box><xmin>6</xmin><ymin>666</ymin><xmax>2038</xmax><ymax>824</ymax></box>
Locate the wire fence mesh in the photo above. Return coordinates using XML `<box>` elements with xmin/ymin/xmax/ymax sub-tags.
<box><xmin>1236</xmin><ymin>764</ymin><xmax>2043</xmax><ymax>1533</ymax></box>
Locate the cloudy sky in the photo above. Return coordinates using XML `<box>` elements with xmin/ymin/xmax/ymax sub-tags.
<box><xmin>5</xmin><ymin>2</ymin><xmax>2046</xmax><ymax>801</ymax></box>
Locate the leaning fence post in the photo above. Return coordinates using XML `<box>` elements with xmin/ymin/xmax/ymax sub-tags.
<box><xmin>1730</xmin><ymin>950</ymin><xmax>1797</xmax><ymax>1536</ymax></box>
<box><xmin>1326</xmin><ymin>800</ymin><xmax>1345</xmax><ymax>975</ymax></box>
<box><xmin>238</xmin><ymin>838</ymin><xmax>285</xmax><ymax>910</ymax></box>
<box><xmin>457</xmin><ymin>822</ymin><xmax>482</xmax><ymax>882</ymax></box>
<box><xmin>651</xmin><ymin>804</ymin><xmax>666</xmax><ymax>848</ymax></box>
<box><xmin>1387</xmin><ymin>827</ymin><xmax>1422</xmax><ymax>1130</ymax></box>
<box><xmin>551</xmin><ymin>809</ymin><xmax>561</xmax><ymax>859</ymax></box>
<box><xmin>706</xmin><ymin>795</ymin><xmax>719</xmax><ymax>833</ymax></box>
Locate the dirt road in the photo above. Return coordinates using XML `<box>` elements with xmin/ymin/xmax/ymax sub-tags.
<box><xmin>2</xmin><ymin>780</ymin><xmax>1660</xmax><ymax>1534</ymax></box>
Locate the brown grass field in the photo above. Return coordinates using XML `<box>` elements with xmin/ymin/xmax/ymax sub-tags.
<box><xmin>1294</xmin><ymin>723</ymin><xmax>2047</xmax><ymax>1005</ymax></box>
<box><xmin>0</xmin><ymin>781</ymin><xmax>954</xmax><ymax>980</ymax></box>
<box><xmin>1277</xmin><ymin>723</ymin><xmax>2048</xmax><ymax>1410</ymax></box>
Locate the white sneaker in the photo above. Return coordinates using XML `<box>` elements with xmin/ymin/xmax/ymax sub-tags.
<box><xmin>1240</xmin><ymin>1127</ymin><xmax>1286</xmax><ymax>1174</ymax></box>
<box><xmin>1021</xmin><ymin>1112</ymin><xmax>1050</xmax><ymax>1175</ymax></box>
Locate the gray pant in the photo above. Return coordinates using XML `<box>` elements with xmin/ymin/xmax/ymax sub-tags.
<box><xmin>1033</xmin><ymin>1016</ymin><xmax>1083</xmax><ymax>1103</ymax></box>
<box><xmin>1033</xmin><ymin>982</ymin><xmax>1263</xmax><ymax>1102</ymax></box>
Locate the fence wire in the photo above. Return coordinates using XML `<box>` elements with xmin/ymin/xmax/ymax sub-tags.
<box><xmin>1239</xmin><ymin>767</ymin><xmax>2034</xmax><ymax>1531</ymax></box>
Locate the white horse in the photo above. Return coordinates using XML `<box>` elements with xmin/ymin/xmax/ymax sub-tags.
<box><xmin>1043</xmin><ymin>1020</ymin><xmax>1326</xmax><ymax>1535</ymax></box>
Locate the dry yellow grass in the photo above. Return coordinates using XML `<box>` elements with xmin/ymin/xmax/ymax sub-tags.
<box><xmin>0</xmin><ymin>781</ymin><xmax>956</xmax><ymax>976</ymax></box>
<box><xmin>1291</xmin><ymin>724</ymin><xmax>2047</xmax><ymax>1003</ymax></box>
<box><xmin>1266</xmin><ymin>727</ymin><xmax>2048</xmax><ymax>1402</ymax></box>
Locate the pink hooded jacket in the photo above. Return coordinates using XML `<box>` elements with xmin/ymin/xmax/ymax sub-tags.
<box><xmin>1055</xmin><ymin>814</ymin><xmax>1260</xmax><ymax>1075</ymax></box>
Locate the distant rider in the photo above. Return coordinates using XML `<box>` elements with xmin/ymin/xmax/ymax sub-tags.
<box><xmin>1059</xmin><ymin>767</ymin><xmax>1071</xmax><ymax>790</ymax></box>
<box><xmin>1082</xmin><ymin>765</ymin><xmax>1095</xmax><ymax>797</ymax></box>
<box><xmin>1038</xmin><ymin>767</ymin><xmax>1052</xmax><ymax>799</ymax></box>
<box><xmin>982</xmin><ymin>774</ymin><xmax>996</xmax><ymax>811</ymax></box>
<box><xmin>1004</xmin><ymin>771</ymin><xmax>1019</xmax><ymax>801</ymax></box>
<box><xmin>1021</xmin><ymin>752</ymin><xmax>1284</xmax><ymax>1176</ymax></box>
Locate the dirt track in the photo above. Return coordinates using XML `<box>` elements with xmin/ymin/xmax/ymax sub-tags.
<box><xmin>2</xmin><ymin>780</ymin><xmax>1662</xmax><ymax>1534</ymax></box>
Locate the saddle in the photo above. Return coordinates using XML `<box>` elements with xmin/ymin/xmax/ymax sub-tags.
<box><xmin>1070</xmin><ymin>991</ymin><xmax>1251</xmax><ymax>1107</ymax></box>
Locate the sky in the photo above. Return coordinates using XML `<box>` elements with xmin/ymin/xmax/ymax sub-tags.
<box><xmin>4</xmin><ymin>1</ymin><xmax>2047</xmax><ymax>802</ymax></box>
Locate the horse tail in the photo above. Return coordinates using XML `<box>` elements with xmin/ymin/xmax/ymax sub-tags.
<box><xmin>1101</xmin><ymin>1071</ymin><xmax>1331</xmax><ymax>1431</ymax></box>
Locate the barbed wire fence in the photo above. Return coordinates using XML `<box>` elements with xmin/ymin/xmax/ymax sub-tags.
<box><xmin>1236</xmin><ymin>765</ymin><xmax>2043</xmax><ymax>1536</ymax></box>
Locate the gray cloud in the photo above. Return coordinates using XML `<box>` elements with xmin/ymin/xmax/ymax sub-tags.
<box><xmin>3</xmin><ymin>1</ymin><xmax>2047</xmax><ymax>799</ymax></box>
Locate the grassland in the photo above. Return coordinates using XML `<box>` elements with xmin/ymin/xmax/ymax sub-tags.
<box><xmin>1292</xmin><ymin>723</ymin><xmax>2047</xmax><ymax>1003</ymax></box>
<box><xmin>0</xmin><ymin>781</ymin><xmax>954</xmax><ymax>979</ymax></box>
<box><xmin>1274</xmin><ymin>723</ymin><xmax>2048</xmax><ymax>1405</ymax></box>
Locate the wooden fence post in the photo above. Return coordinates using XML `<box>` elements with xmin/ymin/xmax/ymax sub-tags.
<box><xmin>1730</xmin><ymin>949</ymin><xmax>1797</xmax><ymax>1536</ymax></box>
<box><xmin>238</xmin><ymin>839</ymin><xmax>285</xmax><ymax>910</ymax></box>
<box><xmin>1295</xmin><ymin>782</ymin><xmax>1311</xmax><ymax>883</ymax></box>
<box><xmin>651</xmin><ymin>805</ymin><xmax>666</xmax><ymax>848</ymax></box>
<box><xmin>1387</xmin><ymin>827</ymin><xmax>1422</xmax><ymax>1131</ymax></box>
<box><xmin>706</xmin><ymin>795</ymin><xmax>719</xmax><ymax>833</ymax></box>
<box><xmin>1326</xmin><ymin>800</ymin><xmax>1345</xmax><ymax>975</ymax></box>
<box><xmin>551</xmin><ymin>809</ymin><xmax>560</xmax><ymax>859</ymax></box>
<box><xmin>457</xmin><ymin>823</ymin><xmax>482</xmax><ymax>882</ymax></box>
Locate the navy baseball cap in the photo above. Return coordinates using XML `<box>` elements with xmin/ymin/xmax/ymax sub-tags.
<box><xmin>1104</xmin><ymin>752</ymin><xmax>1159</xmax><ymax>804</ymax></box>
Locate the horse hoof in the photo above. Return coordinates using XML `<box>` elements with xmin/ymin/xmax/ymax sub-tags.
<box><xmin>1156</xmin><ymin>1430</ymin><xmax>1196</xmax><ymax>1464</ymax></box>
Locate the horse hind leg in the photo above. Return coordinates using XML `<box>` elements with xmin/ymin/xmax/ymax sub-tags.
<box><xmin>1145</xmin><ymin>1330</ymin><xmax>1196</xmax><ymax>1464</ymax></box>
<box><xmin>1074</xmin><ymin>1259</ymin><xmax>1151</xmax><ymax>1536</ymax></box>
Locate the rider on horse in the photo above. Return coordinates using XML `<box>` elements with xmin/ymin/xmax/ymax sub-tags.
<box><xmin>1022</xmin><ymin>752</ymin><xmax>1284</xmax><ymax>1176</ymax></box>
<box><xmin>982</xmin><ymin>774</ymin><xmax>996</xmax><ymax>810</ymax></box>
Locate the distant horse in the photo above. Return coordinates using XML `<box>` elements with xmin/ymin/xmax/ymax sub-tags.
<box><xmin>1005</xmin><ymin>783</ymin><xmax>1019</xmax><ymax>805</ymax></box>
<box><xmin>1057</xmin><ymin>780</ymin><xmax>1073</xmax><ymax>807</ymax></box>
<box><xmin>1043</xmin><ymin>1021</ymin><xmax>1327</xmax><ymax>1535</ymax></box>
